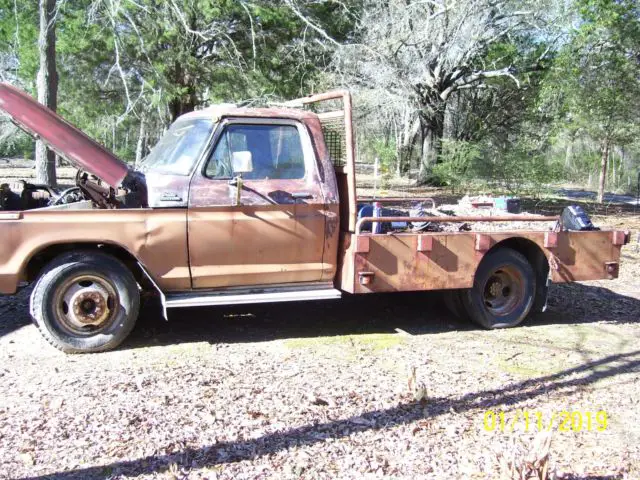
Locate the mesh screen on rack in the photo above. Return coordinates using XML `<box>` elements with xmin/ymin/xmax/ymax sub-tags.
<box><xmin>320</xmin><ymin>115</ymin><xmax>347</xmax><ymax>167</ymax></box>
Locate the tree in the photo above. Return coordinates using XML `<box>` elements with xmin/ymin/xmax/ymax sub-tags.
<box><xmin>333</xmin><ymin>0</ymin><xmax>559</xmax><ymax>183</ymax></box>
<box><xmin>56</xmin><ymin>0</ymin><xmax>357</xmax><ymax>162</ymax></box>
<box><xmin>35</xmin><ymin>0</ymin><xmax>58</xmax><ymax>186</ymax></box>
<box><xmin>549</xmin><ymin>0</ymin><xmax>640</xmax><ymax>202</ymax></box>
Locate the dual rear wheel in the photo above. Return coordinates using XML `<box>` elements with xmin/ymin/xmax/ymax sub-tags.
<box><xmin>443</xmin><ymin>247</ymin><xmax>537</xmax><ymax>329</ymax></box>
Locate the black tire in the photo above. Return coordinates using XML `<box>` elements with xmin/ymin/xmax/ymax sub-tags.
<box><xmin>30</xmin><ymin>251</ymin><xmax>140</xmax><ymax>353</ymax></box>
<box><xmin>462</xmin><ymin>248</ymin><xmax>536</xmax><ymax>329</ymax></box>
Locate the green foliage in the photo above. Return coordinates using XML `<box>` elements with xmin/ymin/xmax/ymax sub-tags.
<box><xmin>371</xmin><ymin>139</ymin><xmax>396</xmax><ymax>175</ymax></box>
<box><xmin>432</xmin><ymin>140</ymin><xmax>481</xmax><ymax>193</ymax></box>
<box><xmin>546</xmin><ymin>0</ymin><xmax>640</xmax><ymax>145</ymax></box>
<box><xmin>489</xmin><ymin>146</ymin><xmax>564</xmax><ymax>197</ymax></box>
<box><xmin>0</xmin><ymin>127</ymin><xmax>33</xmax><ymax>159</ymax></box>
<box><xmin>0</xmin><ymin>0</ymin><xmax>39</xmax><ymax>83</ymax></box>
<box><xmin>535</xmin><ymin>0</ymin><xmax>640</xmax><ymax>199</ymax></box>
<box><xmin>0</xmin><ymin>0</ymin><xmax>357</xmax><ymax>163</ymax></box>
<box><xmin>0</xmin><ymin>0</ymin><xmax>639</xmax><ymax>197</ymax></box>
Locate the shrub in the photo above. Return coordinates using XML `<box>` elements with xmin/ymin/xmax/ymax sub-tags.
<box><xmin>432</xmin><ymin>139</ymin><xmax>482</xmax><ymax>193</ymax></box>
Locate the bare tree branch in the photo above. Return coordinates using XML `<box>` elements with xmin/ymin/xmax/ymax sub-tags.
<box><xmin>285</xmin><ymin>0</ymin><xmax>340</xmax><ymax>47</ymax></box>
<box><xmin>240</xmin><ymin>2</ymin><xmax>257</xmax><ymax>71</ymax></box>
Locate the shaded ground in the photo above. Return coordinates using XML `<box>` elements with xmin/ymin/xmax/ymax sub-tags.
<box><xmin>0</xmin><ymin>213</ymin><xmax>639</xmax><ymax>479</ymax></box>
<box><xmin>555</xmin><ymin>188</ymin><xmax>640</xmax><ymax>207</ymax></box>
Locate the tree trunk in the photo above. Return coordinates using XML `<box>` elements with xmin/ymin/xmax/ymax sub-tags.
<box><xmin>597</xmin><ymin>139</ymin><xmax>609</xmax><ymax>204</ymax></box>
<box><xmin>135</xmin><ymin>117</ymin><xmax>146</xmax><ymax>166</ymax></box>
<box><xmin>112</xmin><ymin>121</ymin><xmax>116</xmax><ymax>152</ymax></box>
<box><xmin>611</xmin><ymin>148</ymin><xmax>616</xmax><ymax>190</ymax></box>
<box><xmin>394</xmin><ymin>118</ymin><xmax>402</xmax><ymax>178</ymax></box>
<box><xmin>564</xmin><ymin>138</ymin><xmax>573</xmax><ymax>169</ymax></box>
<box><xmin>397</xmin><ymin>115</ymin><xmax>419</xmax><ymax>177</ymax></box>
<box><xmin>167</xmin><ymin>61</ymin><xmax>197</xmax><ymax>121</ymax></box>
<box><xmin>35</xmin><ymin>0</ymin><xmax>58</xmax><ymax>187</ymax></box>
<box><xmin>443</xmin><ymin>96</ymin><xmax>459</xmax><ymax>140</ymax></box>
<box><xmin>418</xmin><ymin>113</ymin><xmax>444</xmax><ymax>184</ymax></box>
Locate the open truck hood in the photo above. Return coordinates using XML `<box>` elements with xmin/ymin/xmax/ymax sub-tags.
<box><xmin>0</xmin><ymin>83</ymin><xmax>131</xmax><ymax>188</ymax></box>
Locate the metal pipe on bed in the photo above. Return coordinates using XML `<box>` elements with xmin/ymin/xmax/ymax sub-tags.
<box><xmin>358</xmin><ymin>197</ymin><xmax>437</xmax><ymax>209</ymax></box>
<box><xmin>355</xmin><ymin>215</ymin><xmax>560</xmax><ymax>235</ymax></box>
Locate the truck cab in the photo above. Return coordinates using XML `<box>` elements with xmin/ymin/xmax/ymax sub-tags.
<box><xmin>135</xmin><ymin>105</ymin><xmax>341</xmax><ymax>290</ymax></box>
<box><xmin>0</xmin><ymin>84</ymin><xmax>629</xmax><ymax>353</ymax></box>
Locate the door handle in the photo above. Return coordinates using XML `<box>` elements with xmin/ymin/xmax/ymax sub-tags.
<box><xmin>291</xmin><ymin>192</ymin><xmax>313</xmax><ymax>200</ymax></box>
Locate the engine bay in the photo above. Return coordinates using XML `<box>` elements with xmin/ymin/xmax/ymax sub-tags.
<box><xmin>0</xmin><ymin>169</ymin><xmax>147</xmax><ymax>211</ymax></box>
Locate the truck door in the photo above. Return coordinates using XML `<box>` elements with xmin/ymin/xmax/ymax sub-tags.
<box><xmin>187</xmin><ymin>118</ymin><xmax>327</xmax><ymax>289</ymax></box>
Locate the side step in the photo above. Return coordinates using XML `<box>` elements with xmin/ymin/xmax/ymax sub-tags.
<box><xmin>165</xmin><ymin>284</ymin><xmax>342</xmax><ymax>308</ymax></box>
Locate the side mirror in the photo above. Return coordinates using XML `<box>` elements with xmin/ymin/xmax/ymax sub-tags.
<box><xmin>232</xmin><ymin>151</ymin><xmax>253</xmax><ymax>175</ymax></box>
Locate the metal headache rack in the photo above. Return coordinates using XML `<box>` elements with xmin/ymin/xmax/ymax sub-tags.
<box><xmin>318</xmin><ymin>112</ymin><xmax>347</xmax><ymax>168</ymax></box>
<box><xmin>284</xmin><ymin>90</ymin><xmax>353</xmax><ymax>169</ymax></box>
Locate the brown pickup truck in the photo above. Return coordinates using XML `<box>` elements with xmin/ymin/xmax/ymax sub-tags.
<box><xmin>0</xmin><ymin>83</ymin><xmax>630</xmax><ymax>353</ymax></box>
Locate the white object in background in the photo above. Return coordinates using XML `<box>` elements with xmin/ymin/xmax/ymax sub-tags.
<box><xmin>373</xmin><ymin>156</ymin><xmax>379</xmax><ymax>198</ymax></box>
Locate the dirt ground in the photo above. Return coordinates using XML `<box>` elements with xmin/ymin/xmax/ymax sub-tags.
<box><xmin>0</xmin><ymin>186</ymin><xmax>639</xmax><ymax>479</ymax></box>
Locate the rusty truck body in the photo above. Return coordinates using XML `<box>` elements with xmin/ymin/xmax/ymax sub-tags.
<box><xmin>0</xmin><ymin>83</ymin><xmax>629</xmax><ymax>352</ymax></box>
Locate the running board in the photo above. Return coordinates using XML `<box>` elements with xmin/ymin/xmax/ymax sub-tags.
<box><xmin>165</xmin><ymin>286</ymin><xmax>342</xmax><ymax>308</ymax></box>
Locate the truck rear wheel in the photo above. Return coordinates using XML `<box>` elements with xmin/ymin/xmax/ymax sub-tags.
<box><xmin>30</xmin><ymin>251</ymin><xmax>140</xmax><ymax>353</ymax></box>
<box><xmin>463</xmin><ymin>247</ymin><xmax>535</xmax><ymax>329</ymax></box>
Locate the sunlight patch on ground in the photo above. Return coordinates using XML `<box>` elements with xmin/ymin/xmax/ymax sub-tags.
<box><xmin>487</xmin><ymin>324</ymin><xmax>637</xmax><ymax>379</ymax></box>
<box><xmin>284</xmin><ymin>333</ymin><xmax>405</xmax><ymax>353</ymax></box>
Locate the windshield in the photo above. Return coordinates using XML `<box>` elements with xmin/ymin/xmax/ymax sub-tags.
<box><xmin>140</xmin><ymin>118</ymin><xmax>214</xmax><ymax>175</ymax></box>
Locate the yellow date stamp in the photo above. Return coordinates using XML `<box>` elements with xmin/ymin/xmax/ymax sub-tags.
<box><xmin>483</xmin><ymin>410</ymin><xmax>608</xmax><ymax>432</ymax></box>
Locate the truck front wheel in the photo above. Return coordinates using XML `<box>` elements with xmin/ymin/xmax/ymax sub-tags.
<box><xmin>30</xmin><ymin>251</ymin><xmax>140</xmax><ymax>353</ymax></box>
<box><xmin>463</xmin><ymin>248</ymin><xmax>536</xmax><ymax>329</ymax></box>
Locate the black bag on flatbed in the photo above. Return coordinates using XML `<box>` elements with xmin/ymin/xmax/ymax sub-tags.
<box><xmin>561</xmin><ymin>205</ymin><xmax>599</xmax><ymax>231</ymax></box>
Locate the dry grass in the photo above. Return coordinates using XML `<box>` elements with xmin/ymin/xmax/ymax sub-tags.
<box><xmin>495</xmin><ymin>431</ymin><xmax>553</xmax><ymax>480</ymax></box>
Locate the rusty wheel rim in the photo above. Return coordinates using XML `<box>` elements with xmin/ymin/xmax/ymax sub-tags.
<box><xmin>482</xmin><ymin>266</ymin><xmax>524</xmax><ymax>317</ymax></box>
<box><xmin>53</xmin><ymin>274</ymin><xmax>119</xmax><ymax>336</ymax></box>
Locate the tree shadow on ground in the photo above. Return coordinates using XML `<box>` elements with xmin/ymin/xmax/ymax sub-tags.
<box><xmin>125</xmin><ymin>290</ymin><xmax>472</xmax><ymax>349</ymax></box>
<box><xmin>121</xmin><ymin>282</ymin><xmax>640</xmax><ymax>351</ymax></box>
<box><xmin>519</xmin><ymin>193</ymin><xmax>640</xmax><ymax>218</ymax></box>
<box><xmin>1</xmin><ymin>282</ymin><xmax>638</xmax><ymax>348</ymax></box>
<box><xmin>20</xmin><ymin>348</ymin><xmax>640</xmax><ymax>480</ymax></box>
<box><xmin>536</xmin><ymin>282</ymin><xmax>640</xmax><ymax>327</ymax></box>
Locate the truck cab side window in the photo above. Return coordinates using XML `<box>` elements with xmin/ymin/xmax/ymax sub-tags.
<box><xmin>205</xmin><ymin>124</ymin><xmax>306</xmax><ymax>180</ymax></box>
<box><xmin>205</xmin><ymin>130</ymin><xmax>234</xmax><ymax>178</ymax></box>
